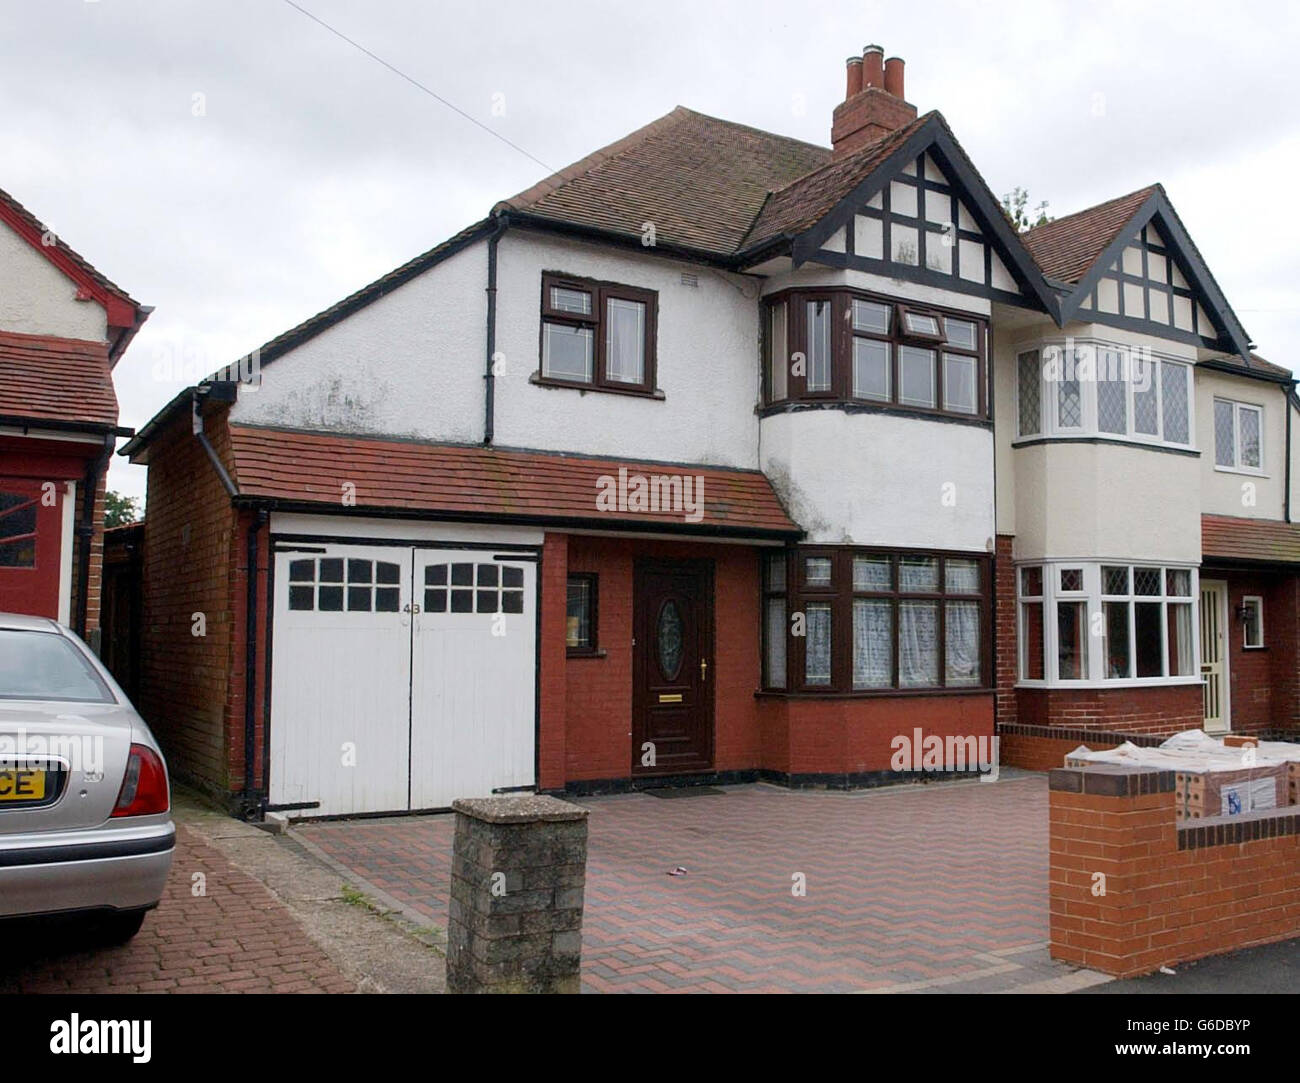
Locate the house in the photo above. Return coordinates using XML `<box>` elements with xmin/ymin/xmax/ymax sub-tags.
<box><xmin>0</xmin><ymin>186</ymin><xmax>148</xmax><ymax>647</ymax></box>
<box><xmin>125</xmin><ymin>46</ymin><xmax>1300</xmax><ymax>818</ymax></box>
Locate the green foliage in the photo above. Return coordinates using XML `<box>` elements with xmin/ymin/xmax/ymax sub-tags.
<box><xmin>1001</xmin><ymin>186</ymin><xmax>1053</xmax><ymax>232</ymax></box>
<box><xmin>104</xmin><ymin>490</ymin><xmax>140</xmax><ymax>528</ymax></box>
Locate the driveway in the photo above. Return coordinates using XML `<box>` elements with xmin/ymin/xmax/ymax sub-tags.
<box><xmin>295</xmin><ymin>771</ymin><xmax>1104</xmax><ymax>993</ymax></box>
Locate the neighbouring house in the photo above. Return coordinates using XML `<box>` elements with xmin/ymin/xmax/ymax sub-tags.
<box><xmin>0</xmin><ymin>186</ymin><xmax>149</xmax><ymax>648</ymax></box>
<box><xmin>126</xmin><ymin>46</ymin><xmax>1300</xmax><ymax>818</ymax></box>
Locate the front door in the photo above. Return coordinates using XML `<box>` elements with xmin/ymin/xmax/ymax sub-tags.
<box><xmin>1200</xmin><ymin>579</ymin><xmax>1229</xmax><ymax>733</ymax></box>
<box><xmin>632</xmin><ymin>560</ymin><xmax>713</xmax><ymax>776</ymax></box>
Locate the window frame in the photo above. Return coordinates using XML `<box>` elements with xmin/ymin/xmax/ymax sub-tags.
<box><xmin>565</xmin><ymin>572</ymin><xmax>600</xmax><ymax>656</ymax></box>
<box><xmin>1013</xmin><ymin>339</ymin><xmax>1194</xmax><ymax>451</ymax></box>
<box><xmin>760</xmin><ymin>547</ymin><xmax>991</xmax><ymax>695</ymax></box>
<box><xmin>1016</xmin><ymin>561</ymin><xmax>1200</xmax><ymax>688</ymax></box>
<box><xmin>538</xmin><ymin>272</ymin><xmax>658</xmax><ymax>396</ymax></box>
<box><xmin>763</xmin><ymin>287</ymin><xmax>988</xmax><ymax>421</ymax></box>
<box><xmin>1213</xmin><ymin>397</ymin><xmax>1266</xmax><ymax>475</ymax></box>
<box><xmin>1241</xmin><ymin>594</ymin><xmax>1264</xmax><ymax>650</ymax></box>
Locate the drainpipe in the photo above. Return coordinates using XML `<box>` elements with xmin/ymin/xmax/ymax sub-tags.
<box><xmin>192</xmin><ymin>390</ymin><xmax>237</xmax><ymax>498</ymax></box>
<box><xmin>1286</xmin><ymin>383</ymin><xmax>1293</xmax><ymax>523</ymax></box>
<box><xmin>74</xmin><ymin>432</ymin><xmax>116</xmax><ymax>645</ymax></box>
<box><xmin>484</xmin><ymin>213</ymin><xmax>508</xmax><ymax>445</ymax></box>
<box><xmin>243</xmin><ymin>507</ymin><xmax>268</xmax><ymax>818</ymax></box>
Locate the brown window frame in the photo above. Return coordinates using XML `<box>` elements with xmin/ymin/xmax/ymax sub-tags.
<box><xmin>761</xmin><ymin>546</ymin><xmax>992</xmax><ymax>695</ymax></box>
<box><xmin>565</xmin><ymin>572</ymin><xmax>600</xmax><ymax>656</ymax></box>
<box><xmin>764</xmin><ymin>287</ymin><xmax>988</xmax><ymax>420</ymax></box>
<box><xmin>538</xmin><ymin>272</ymin><xmax>658</xmax><ymax>396</ymax></box>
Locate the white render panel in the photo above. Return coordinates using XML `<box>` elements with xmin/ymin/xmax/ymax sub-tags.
<box><xmin>759</xmin><ymin>409</ymin><xmax>994</xmax><ymax>551</ymax></box>
<box><xmin>762</xmin><ymin>267</ymin><xmax>992</xmax><ymax>317</ymax></box>
<box><xmin>1196</xmin><ymin>368</ymin><xmax>1286</xmax><ymax>520</ymax></box>
<box><xmin>1012</xmin><ymin>442</ymin><xmax>1201</xmax><ymax>563</ymax></box>
<box><xmin>821</xmin><ymin>225</ymin><xmax>846</xmax><ymax>253</ymax></box>
<box><xmin>0</xmin><ymin>219</ymin><xmax>107</xmax><ymax>341</ymax></box>
<box><xmin>232</xmin><ymin>238</ymin><xmax>487</xmax><ymax>442</ymax></box>
<box><xmin>854</xmin><ymin>215</ymin><xmax>884</xmax><ymax>259</ymax></box>
<box><xmin>493</xmin><ymin>231</ymin><xmax>759</xmax><ymax>468</ymax></box>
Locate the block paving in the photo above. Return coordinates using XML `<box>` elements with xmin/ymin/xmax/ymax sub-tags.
<box><xmin>298</xmin><ymin>774</ymin><xmax>1061</xmax><ymax>993</ymax></box>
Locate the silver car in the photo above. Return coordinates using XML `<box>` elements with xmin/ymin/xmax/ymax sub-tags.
<box><xmin>0</xmin><ymin>613</ymin><xmax>174</xmax><ymax>943</ymax></box>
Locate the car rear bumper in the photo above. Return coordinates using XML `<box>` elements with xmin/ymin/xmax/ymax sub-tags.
<box><xmin>0</xmin><ymin>822</ymin><xmax>175</xmax><ymax>919</ymax></box>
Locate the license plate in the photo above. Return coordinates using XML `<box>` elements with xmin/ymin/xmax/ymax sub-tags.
<box><xmin>0</xmin><ymin>769</ymin><xmax>46</xmax><ymax>802</ymax></box>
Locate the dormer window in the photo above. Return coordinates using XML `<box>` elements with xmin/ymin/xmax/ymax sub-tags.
<box><xmin>538</xmin><ymin>273</ymin><xmax>658</xmax><ymax>396</ymax></box>
<box><xmin>764</xmin><ymin>288</ymin><xmax>987</xmax><ymax>419</ymax></box>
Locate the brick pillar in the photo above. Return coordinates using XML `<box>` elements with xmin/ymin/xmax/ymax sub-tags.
<box><xmin>538</xmin><ymin>532</ymin><xmax>568</xmax><ymax>791</ymax></box>
<box><xmin>994</xmin><ymin>534</ymin><xmax>1017</xmax><ymax>727</ymax></box>
<box><xmin>447</xmin><ymin>795</ymin><xmax>588</xmax><ymax>994</ymax></box>
<box><xmin>1048</xmin><ymin>765</ymin><xmax>1179</xmax><ymax>977</ymax></box>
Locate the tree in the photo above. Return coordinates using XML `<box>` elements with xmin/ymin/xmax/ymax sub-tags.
<box><xmin>1001</xmin><ymin>186</ymin><xmax>1053</xmax><ymax>232</ymax></box>
<box><xmin>105</xmin><ymin>490</ymin><xmax>140</xmax><ymax>528</ymax></box>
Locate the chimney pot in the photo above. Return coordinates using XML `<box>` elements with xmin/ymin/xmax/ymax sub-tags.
<box><xmin>863</xmin><ymin>45</ymin><xmax>884</xmax><ymax>90</ymax></box>
<box><xmin>883</xmin><ymin>56</ymin><xmax>905</xmax><ymax>98</ymax></box>
<box><xmin>845</xmin><ymin>56</ymin><xmax>863</xmax><ymax>98</ymax></box>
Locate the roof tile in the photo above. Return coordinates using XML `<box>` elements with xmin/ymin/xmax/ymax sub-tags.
<box><xmin>1021</xmin><ymin>186</ymin><xmax>1157</xmax><ymax>284</ymax></box>
<box><xmin>0</xmin><ymin>329</ymin><xmax>117</xmax><ymax>427</ymax></box>
<box><xmin>1203</xmin><ymin>515</ymin><xmax>1300</xmax><ymax>565</ymax></box>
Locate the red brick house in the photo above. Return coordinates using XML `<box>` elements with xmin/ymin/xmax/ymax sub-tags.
<box><xmin>127</xmin><ymin>47</ymin><xmax>1300</xmax><ymax>818</ymax></box>
<box><xmin>0</xmin><ymin>186</ymin><xmax>148</xmax><ymax>647</ymax></box>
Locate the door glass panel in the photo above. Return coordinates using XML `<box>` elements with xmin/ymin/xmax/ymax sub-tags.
<box><xmin>657</xmin><ymin>600</ymin><xmax>685</xmax><ymax>681</ymax></box>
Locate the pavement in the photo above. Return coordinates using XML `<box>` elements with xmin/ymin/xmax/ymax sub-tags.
<box><xmin>0</xmin><ymin>788</ymin><xmax>444</xmax><ymax>994</ymax></box>
<box><xmin>294</xmin><ymin>771</ymin><xmax>1109</xmax><ymax>994</ymax></box>
<box><xmin>1084</xmin><ymin>937</ymin><xmax>1300</xmax><ymax>994</ymax></box>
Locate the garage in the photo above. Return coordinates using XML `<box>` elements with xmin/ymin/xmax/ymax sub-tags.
<box><xmin>268</xmin><ymin>537</ymin><xmax>538</xmax><ymax>817</ymax></box>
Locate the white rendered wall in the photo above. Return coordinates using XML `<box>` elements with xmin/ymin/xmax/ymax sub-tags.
<box><xmin>1196</xmin><ymin>367</ymin><xmax>1287</xmax><ymax>521</ymax></box>
<box><xmin>0</xmin><ymin>219</ymin><xmax>108</xmax><ymax>341</ymax></box>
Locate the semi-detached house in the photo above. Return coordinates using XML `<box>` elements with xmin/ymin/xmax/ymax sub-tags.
<box><xmin>127</xmin><ymin>47</ymin><xmax>1300</xmax><ymax>818</ymax></box>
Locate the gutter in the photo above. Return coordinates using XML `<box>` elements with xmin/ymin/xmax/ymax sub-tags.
<box><xmin>74</xmin><ymin>432</ymin><xmax>116</xmax><ymax>643</ymax></box>
<box><xmin>484</xmin><ymin>212</ymin><xmax>508</xmax><ymax>444</ymax></box>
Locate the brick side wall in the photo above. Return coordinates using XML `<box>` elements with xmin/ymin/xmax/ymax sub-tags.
<box><xmin>1017</xmin><ymin>684</ymin><xmax>1202</xmax><ymax>736</ymax></box>
<box><xmin>1049</xmin><ymin>767</ymin><xmax>1300</xmax><ymax>977</ymax></box>
<box><xmin>223</xmin><ymin>509</ymin><xmax>270</xmax><ymax>798</ymax></box>
<box><xmin>1211</xmin><ymin>569</ymin><xmax>1300</xmax><ymax>735</ymax></box>
<box><xmin>538</xmin><ymin>533</ymin><xmax>569</xmax><ymax>791</ymax></box>
<box><xmin>998</xmin><ymin>723</ymin><xmax>1163</xmax><ymax>772</ymax></box>
<box><xmin>994</xmin><ymin>534</ymin><xmax>1016</xmax><ymax>727</ymax></box>
<box><xmin>138</xmin><ymin>408</ymin><xmax>238</xmax><ymax>798</ymax></box>
<box><xmin>70</xmin><ymin>468</ymin><xmax>108</xmax><ymax>640</ymax></box>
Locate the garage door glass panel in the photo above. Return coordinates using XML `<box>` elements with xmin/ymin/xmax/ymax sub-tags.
<box><xmin>0</xmin><ymin>493</ymin><xmax>38</xmax><ymax>568</ymax></box>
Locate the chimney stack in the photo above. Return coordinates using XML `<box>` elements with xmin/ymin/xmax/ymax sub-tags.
<box><xmin>831</xmin><ymin>44</ymin><xmax>918</xmax><ymax>160</ymax></box>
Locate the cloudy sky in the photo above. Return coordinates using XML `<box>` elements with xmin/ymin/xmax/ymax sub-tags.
<box><xmin>4</xmin><ymin>0</ymin><xmax>1298</xmax><ymax>503</ymax></box>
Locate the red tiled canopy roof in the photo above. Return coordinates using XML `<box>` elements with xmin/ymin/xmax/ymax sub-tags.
<box><xmin>228</xmin><ymin>425</ymin><xmax>801</xmax><ymax>538</ymax></box>
<box><xmin>1203</xmin><ymin>515</ymin><xmax>1300</xmax><ymax>566</ymax></box>
<box><xmin>0</xmin><ymin>329</ymin><xmax>118</xmax><ymax>427</ymax></box>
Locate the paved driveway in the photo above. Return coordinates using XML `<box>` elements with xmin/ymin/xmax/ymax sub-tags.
<box><xmin>295</xmin><ymin>772</ymin><xmax>1099</xmax><ymax>993</ymax></box>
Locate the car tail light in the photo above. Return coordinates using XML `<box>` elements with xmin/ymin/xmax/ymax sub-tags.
<box><xmin>112</xmin><ymin>744</ymin><xmax>170</xmax><ymax>817</ymax></box>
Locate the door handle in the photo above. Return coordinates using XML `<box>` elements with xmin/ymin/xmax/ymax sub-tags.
<box><xmin>700</xmin><ymin>658</ymin><xmax>708</xmax><ymax>682</ymax></box>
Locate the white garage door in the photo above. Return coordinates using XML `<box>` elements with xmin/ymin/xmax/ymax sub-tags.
<box><xmin>269</xmin><ymin>542</ymin><xmax>537</xmax><ymax>817</ymax></box>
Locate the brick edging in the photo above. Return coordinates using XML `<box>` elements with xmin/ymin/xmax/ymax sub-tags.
<box><xmin>998</xmin><ymin>722</ymin><xmax>1164</xmax><ymax>747</ymax></box>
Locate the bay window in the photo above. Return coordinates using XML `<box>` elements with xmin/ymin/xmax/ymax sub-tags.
<box><xmin>761</xmin><ymin>548</ymin><xmax>990</xmax><ymax>693</ymax></box>
<box><xmin>764</xmin><ymin>288</ymin><xmax>987</xmax><ymax>420</ymax></box>
<box><xmin>1017</xmin><ymin>562</ymin><xmax>1198</xmax><ymax>685</ymax></box>
<box><xmin>1015</xmin><ymin>341</ymin><xmax>1192</xmax><ymax>448</ymax></box>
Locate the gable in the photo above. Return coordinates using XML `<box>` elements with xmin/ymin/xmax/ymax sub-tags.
<box><xmin>1044</xmin><ymin>188</ymin><xmax>1252</xmax><ymax>360</ymax></box>
<box><xmin>0</xmin><ymin>217</ymin><xmax>108</xmax><ymax>342</ymax></box>
<box><xmin>784</xmin><ymin>116</ymin><xmax>1056</xmax><ymax>315</ymax></box>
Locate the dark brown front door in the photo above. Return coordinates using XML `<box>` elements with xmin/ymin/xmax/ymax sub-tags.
<box><xmin>632</xmin><ymin>560</ymin><xmax>713</xmax><ymax>776</ymax></box>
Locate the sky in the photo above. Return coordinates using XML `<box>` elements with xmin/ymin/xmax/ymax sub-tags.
<box><xmin>3</xmin><ymin>0</ymin><xmax>1298</xmax><ymax>505</ymax></box>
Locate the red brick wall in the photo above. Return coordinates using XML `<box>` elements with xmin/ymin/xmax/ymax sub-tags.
<box><xmin>1212</xmin><ymin>569</ymin><xmax>1300</xmax><ymax>735</ymax></box>
<box><xmin>759</xmin><ymin>693</ymin><xmax>994</xmax><ymax>775</ymax></box>
<box><xmin>1049</xmin><ymin>767</ymin><xmax>1300</xmax><ymax>976</ymax></box>
<box><xmin>138</xmin><ymin>407</ymin><xmax>239</xmax><ymax>798</ymax></box>
<box><xmin>994</xmin><ymin>534</ymin><xmax>1016</xmax><ymax>727</ymax></box>
<box><xmin>559</xmin><ymin>535</ymin><xmax>761</xmax><ymax>782</ymax></box>
<box><xmin>538</xmin><ymin>533</ymin><xmax>569</xmax><ymax>790</ymax></box>
<box><xmin>70</xmin><ymin>468</ymin><xmax>108</xmax><ymax>638</ymax></box>
<box><xmin>1017</xmin><ymin>684</ymin><xmax>1202</xmax><ymax>736</ymax></box>
<box><xmin>224</xmin><ymin>509</ymin><xmax>270</xmax><ymax>795</ymax></box>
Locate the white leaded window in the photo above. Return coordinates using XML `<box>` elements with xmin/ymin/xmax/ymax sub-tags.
<box><xmin>1017</xmin><ymin>562</ymin><xmax>1198</xmax><ymax>687</ymax></box>
<box><xmin>1014</xmin><ymin>341</ymin><xmax>1193</xmax><ymax>449</ymax></box>
<box><xmin>1213</xmin><ymin>399</ymin><xmax>1264</xmax><ymax>473</ymax></box>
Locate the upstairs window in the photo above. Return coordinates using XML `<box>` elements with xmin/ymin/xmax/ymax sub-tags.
<box><xmin>1213</xmin><ymin>399</ymin><xmax>1263</xmax><ymax>473</ymax></box>
<box><xmin>539</xmin><ymin>273</ymin><xmax>657</xmax><ymax>395</ymax></box>
<box><xmin>765</xmin><ymin>289</ymin><xmax>986</xmax><ymax>420</ymax></box>
<box><xmin>1015</xmin><ymin>343</ymin><xmax>1192</xmax><ymax>449</ymax></box>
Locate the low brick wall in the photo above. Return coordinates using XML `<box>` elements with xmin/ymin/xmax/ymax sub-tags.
<box><xmin>999</xmin><ymin>723</ymin><xmax>1162</xmax><ymax>772</ymax></box>
<box><xmin>1048</xmin><ymin>765</ymin><xmax>1300</xmax><ymax>977</ymax></box>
